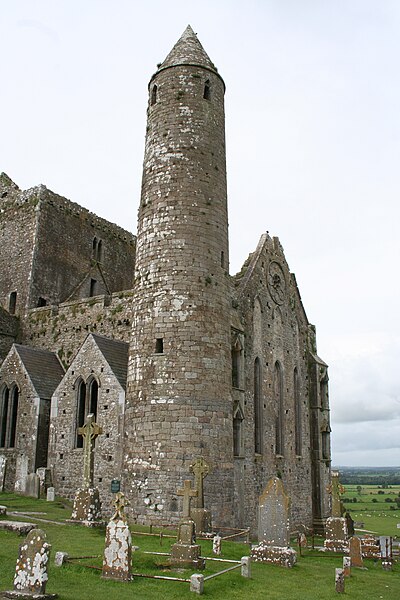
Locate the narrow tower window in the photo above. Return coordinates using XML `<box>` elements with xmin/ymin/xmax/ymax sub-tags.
<box><xmin>9</xmin><ymin>291</ymin><xmax>17</xmax><ymax>315</ymax></box>
<box><xmin>151</xmin><ymin>84</ymin><xmax>158</xmax><ymax>106</ymax></box>
<box><xmin>155</xmin><ymin>338</ymin><xmax>164</xmax><ymax>354</ymax></box>
<box><xmin>37</xmin><ymin>297</ymin><xmax>47</xmax><ymax>307</ymax></box>
<box><xmin>90</xmin><ymin>278</ymin><xmax>97</xmax><ymax>297</ymax></box>
<box><xmin>96</xmin><ymin>240</ymin><xmax>102</xmax><ymax>262</ymax></box>
<box><xmin>254</xmin><ymin>357</ymin><xmax>262</xmax><ymax>453</ymax></box>
<box><xmin>274</xmin><ymin>361</ymin><xmax>284</xmax><ymax>456</ymax></box>
<box><xmin>8</xmin><ymin>385</ymin><xmax>19</xmax><ymax>448</ymax></box>
<box><xmin>0</xmin><ymin>386</ymin><xmax>10</xmax><ymax>447</ymax></box>
<box><xmin>233</xmin><ymin>404</ymin><xmax>244</xmax><ymax>457</ymax></box>
<box><xmin>203</xmin><ymin>79</ymin><xmax>211</xmax><ymax>100</ymax></box>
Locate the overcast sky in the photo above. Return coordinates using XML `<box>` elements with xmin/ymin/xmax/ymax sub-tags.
<box><xmin>1</xmin><ymin>1</ymin><xmax>399</xmax><ymax>467</ymax></box>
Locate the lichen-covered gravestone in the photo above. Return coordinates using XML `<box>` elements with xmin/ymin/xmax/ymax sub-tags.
<box><xmin>102</xmin><ymin>492</ymin><xmax>132</xmax><ymax>582</ymax></box>
<box><xmin>70</xmin><ymin>413</ymin><xmax>103</xmax><ymax>525</ymax></box>
<box><xmin>250</xmin><ymin>477</ymin><xmax>297</xmax><ymax>567</ymax></box>
<box><xmin>3</xmin><ymin>528</ymin><xmax>57</xmax><ymax>599</ymax></box>
<box><xmin>324</xmin><ymin>471</ymin><xmax>348</xmax><ymax>552</ymax></box>
<box><xmin>23</xmin><ymin>473</ymin><xmax>40</xmax><ymax>499</ymax></box>
<box><xmin>170</xmin><ymin>479</ymin><xmax>204</xmax><ymax>569</ymax></box>
<box><xmin>0</xmin><ymin>455</ymin><xmax>7</xmax><ymax>491</ymax></box>
<box><xmin>349</xmin><ymin>536</ymin><xmax>363</xmax><ymax>568</ymax></box>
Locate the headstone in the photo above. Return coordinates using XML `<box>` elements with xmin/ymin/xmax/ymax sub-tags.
<box><xmin>190</xmin><ymin>458</ymin><xmax>212</xmax><ymax>534</ymax></box>
<box><xmin>0</xmin><ymin>455</ymin><xmax>7</xmax><ymax>491</ymax></box>
<box><xmin>250</xmin><ymin>477</ymin><xmax>297</xmax><ymax>568</ymax></box>
<box><xmin>102</xmin><ymin>492</ymin><xmax>132</xmax><ymax>582</ymax></box>
<box><xmin>324</xmin><ymin>472</ymin><xmax>348</xmax><ymax>552</ymax></box>
<box><xmin>36</xmin><ymin>468</ymin><xmax>53</xmax><ymax>498</ymax></box>
<box><xmin>23</xmin><ymin>473</ymin><xmax>40</xmax><ymax>498</ymax></box>
<box><xmin>212</xmin><ymin>534</ymin><xmax>222</xmax><ymax>555</ymax></box>
<box><xmin>349</xmin><ymin>536</ymin><xmax>363</xmax><ymax>568</ymax></box>
<box><xmin>361</xmin><ymin>534</ymin><xmax>380</xmax><ymax>559</ymax></box>
<box><xmin>54</xmin><ymin>552</ymin><xmax>69</xmax><ymax>567</ymax></box>
<box><xmin>170</xmin><ymin>479</ymin><xmax>204</xmax><ymax>570</ymax></box>
<box><xmin>335</xmin><ymin>568</ymin><xmax>345</xmax><ymax>593</ymax></box>
<box><xmin>70</xmin><ymin>414</ymin><xmax>103</xmax><ymax>525</ymax></box>
<box><xmin>241</xmin><ymin>556</ymin><xmax>251</xmax><ymax>578</ymax></box>
<box><xmin>190</xmin><ymin>573</ymin><xmax>204</xmax><ymax>595</ymax></box>
<box><xmin>379</xmin><ymin>535</ymin><xmax>392</xmax><ymax>570</ymax></box>
<box><xmin>3</xmin><ymin>528</ymin><xmax>57</xmax><ymax>599</ymax></box>
<box><xmin>14</xmin><ymin>455</ymin><xmax>28</xmax><ymax>493</ymax></box>
<box><xmin>299</xmin><ymin>533</ymin><xmax>307</xmax><ymax>548</ymax></box>
<box><xmin>343</xmin><ymin>556</ymin><xmax>351</xmax><ymax>577</ymax></box>
<box><xmin>47</xmin><ymin>487</ymin><xmax>55</xmax><ymax>502</ymax></box>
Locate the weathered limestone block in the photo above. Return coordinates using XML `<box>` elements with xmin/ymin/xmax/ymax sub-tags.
<box><xmin>212</xmin><ymin>534</ymin><xmax>221</xmax><ymax>555</ymax></box>
<box><xmin>241</xmin><ymin>556</ymin><xmax>251</xmax><ymax>578</ymax></box>
<box><xmin>54</xmin><ymin>552</ymin><xmax>69</xmax><ymax>567</ymax></box>
<box><xmin>251</xmin><ymin>543</ymin><xmax>297</xmax><ymax>568</ymax></box>
<box><xmin>3</xmin><ymin>528</ymin><xmax>57</xmax><ymax>599</ymax></box>
<box><xmin>361</xmin><ymin>534</ymin><xmax>380</xmax><ymax>559</ymax></box>
<box><xmin>335</xmin><ymin>567</ymin><xmax>345</xmax><ymax>593</ymax></box>
<box><xmin>0</xmin><ymin>504</ymin><xmax>7</xmax><ymax>515</ymax></box>
<box><xmin>324</xmin><ymin>517</ymin><xmax>348</xmax><ymax>552</ymax></box>
<box><xmin>102</xmin><ymin>519</ymin><xmax>132</xmax><ymax>581</ymax></box>
<box><xmin>0</xmin><ymin>521</ymin><xmax>36</xmax><ymax>536</ymax></box>
<box><xmin>70</xmin><ymin>487</ymin><xmax>102</xmax><ymax>525</ymax></box>
<box><xmin>190</xmin><ymin>573</ymin><xmax>204</xmax><ymax>595</ymax></box>
<box><xmin>343</xmin><ymin>556</ymin><xmax>351</xmax><ymax>577</ymax></box>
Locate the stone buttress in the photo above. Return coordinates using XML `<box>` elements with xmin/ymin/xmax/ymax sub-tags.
<box><xmin>123</xmin><ymin>26</ymin><xmax>233</xmax><ymax>525</ymax></box>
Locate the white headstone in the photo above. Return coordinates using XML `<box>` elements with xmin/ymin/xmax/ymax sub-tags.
<box><xmin>47</xmin><ymin>487</ymin><xmax>55</xmax><ymax>502</ymax></box>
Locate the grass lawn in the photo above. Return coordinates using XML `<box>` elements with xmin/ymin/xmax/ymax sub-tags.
<box><xmin>0</xmin><ymin>492</ymin><xmax>399</xmax><ymax>599</ymax></box>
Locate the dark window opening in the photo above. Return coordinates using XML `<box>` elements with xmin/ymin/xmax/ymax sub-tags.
<box><xmin>89</xmin><ymin>278</ymin><xmax>97</xmax><ymax>297</ymax></box>
<box><xmin>233</xmin><ymin>410</ymin><xmax>243</xmax><ymax>457</ymax></box>
<box><xmin>89</xmin><ymin>379</ymin><xmax>98</xmax><ymax>420</ymax></box>
<box><xmin>96</xmin><ymin>240</ymin><xmax>102</xmax><ymax>262</ymax></box>
<box><xmin>37</xmin><ymin>297</ymin><xmax>47</xmax><ymax>307</ymax></box>
<box><xmin>322</xmin><ymin>431</ymin><xmax>330</xmax><ymax>460</ymax></box>
<box><xmin>76</xmin><ymin>380</ymin><xmax>86</xmax><ymax>448</ymax></box>
<box><xmin>9</xmin><ymin>291</ymin><xmax>17</xmax><ymax>315</ymax></box>
<box><xmin>221</xmin><ymin>251</ymin><xmax>225</xmax><ymax>268</ymax></box>
<box><xmin>203</xmin><ymin>80</ymin><xmax>211</xmax><ymax>100</ymax></box>
<box><xmin>254</xmin><ymin>357</ymin><xmax>262</xmax><ymax>453</ymax></box>
<box><xmin>0</xmin><ymin>387</ymin><xmax>10</xmax><ymax>447</ymax></box>
<box><xmin>9</xmin><ymin>386</ymin><xmax>19</xmax><ymax>448</ymax></box>
<box><xmin>151</xmin><ymin>85</ymin><xmax>158</xmax><ymax>106</ymax></box>
<box><xmin>274</xmin><ymin>361</ymin><xmax>284</xmax><ymax>455</ymax></box>
<box><xmin>155</xmin><ymin>338</ymin><xmax>164</xmax><ymax>353</ymax></box>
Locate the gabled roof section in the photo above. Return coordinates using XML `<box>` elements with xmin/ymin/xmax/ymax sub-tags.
<box><xmin>158</xmin><ymin>25</ymin><xmax>218</xmax><ymax>73</ymax></box>
<box><xmin>14</xmin><ymin>345</ymin><xmax>65</xmax><ymax>399</ymax></box>
<box><xmin>90</xmin><ymin>334</ymin><xmax>129</xmax><ymax>390</ymax></box>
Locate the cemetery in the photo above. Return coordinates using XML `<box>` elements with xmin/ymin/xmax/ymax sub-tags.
<box><xmin>0</xmin><ymin>470</ymin><xmax>399</xmax><ymax>599</ymax></box>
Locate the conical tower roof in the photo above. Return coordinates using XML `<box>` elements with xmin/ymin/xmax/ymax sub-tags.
<box><xmin>158</xmin><ymin>25</ymin><xmax>218</xmax><ymax>73</ymax></box>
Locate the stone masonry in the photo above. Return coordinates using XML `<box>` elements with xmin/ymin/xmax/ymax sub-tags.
<box><xmin>0</xmin><ymin>26</ymin><xmax>331</xmax><ymax>535</ymax></box>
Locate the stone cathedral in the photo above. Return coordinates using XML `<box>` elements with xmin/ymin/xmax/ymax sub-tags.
<box><xmin>0</xmin><ymin>26</ymin><xmax>331</xmax><ymax>534</ymax></box>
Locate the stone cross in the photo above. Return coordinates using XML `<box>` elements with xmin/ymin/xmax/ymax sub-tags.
<box><xmin>78</xmin><ymin>413</ymin><xmax>103</xmax><ymax>488</ymax></box>
<box><xmin>189</xmin><ymin>457</ymin><xmax>210</xmax><ymax>509</ymax></box>
<box><xmin>111</xmin><ymin>492</ymin><xmax>130</xmax><ymax>523</ymax></box>
<box><xmin>177</xmin><ymin>479</ymin><xmax>197</xmax><ymax>518</ymax></box>
<box><xmin>327</xmin><ymin>471</ymin><xmax>345</xmax><ymax>517</ymax></box>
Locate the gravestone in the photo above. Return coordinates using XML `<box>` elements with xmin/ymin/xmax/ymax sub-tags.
<box><xmin>70</xmin><ymin>414</ymin><xmax>103</xmax><ymax>525</ymax></box>
<box><xmin>102</xmin><ymin>492</ymin><xmax>132</xmax><ymax>581</ymax></box>
<box><xmin>47</xmin><ymin>487</ymin><xmax>55</xmax><ymax>502</ymax></box>
<box><xmin>379</xmin><ymin>535</ymin><xmax>392</xmax><ymax>570</ymax></box>
<box><xmin>23</xmin><ymin>473</ymin><xmax>40</xmax><ymax>498</ymax></box>
<box><xmin>14</xmin><ymin>455</ymin><xmax>28</xmax><ymax>493</ymax></box>
<box><xmin>189</xmin><ymin>457</ymin><xmax>212</xmax><ymax>534</ymax></box>
<box><xmin>170</xmin><ymin>479</ymin><xmax>204</xmax><ymax>569</ymax></box>
<box><xmin>36</xmin><ymin>468</ymin><xmax>53</xmax><ymax>498</ymax></box>
<box><xmin>361</xmin><ymin>534</ymin><xmax>380</xmax><ymax>559</ymax></box>
<box><xmin>212</xmin><ymin>534</ymin><xmax>222</xmax><ymax>555</ymax></box>
<box><xmin>335</xmin><ymin>568</ymin><xmax>345</xmax><ymax>593</ymax></box>
<box><xmin>0</xmin><ymin>455</ymin><xmax>6</xmax><ymax>491</ymax></box>
<box><xmin>349</xmin><ymin>536</ymin><xmax>363</xmax><ymax>568</ymax></box>
<box><xmin>250</xmin><ymin>477</ymin><xmax>297</xmax><ymax>567</ymax></box>
<box><xmin>3</xmin><ymin>528</ymin><xmax>57</xmax><ymax>599</ymax></box>
<box><xmin>343</xmin><ymin>556</ymin><xmax>351</xmax><ymax>577</ymax></box>
<box><xmin>324</xmin><ymin>471</ymin><xmax>348</xmax><ymax>552</ymax></box>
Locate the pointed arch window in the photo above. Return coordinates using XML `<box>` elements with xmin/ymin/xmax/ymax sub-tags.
<box><xmin>88</xmin><ymin>378</ymin><xmax>98</xmax><ymax>420</ymax></box>
<box><xmin>254</xmin><ymin>357</ymin><xmax>263</xmax><ymax>454</ymax></box>
<box><xmin>231</xmin><ymin>334</ymin><xmax>243</xmax><ymax>389</ymax></box>
<box><xmin>75</xmin><ymin>377</ymin><xmax>100</xmax><ymax>448</ymax></box>
<box><xmin>274</xmin><ymin>361</ymin><xmax>284</xmax><ymax>456</ymax></box>
<box><xmin>0</xmin><ymin>384</ymin><xmax>19</xmax><ymax>448</ymax></box>
<box><xmin>294</xmin><ymin>368</ymin><xmax>302</xmax><ymax>456</ymax></box>
<box><xmin>76</xmin><ymin>379</ymin><xmax>86</xmax><ymax>448</ymax></box>
<box><xmin>233</xmin><ymin>402</ymin><xmax>244</xmax><ymax>457</ymax></box>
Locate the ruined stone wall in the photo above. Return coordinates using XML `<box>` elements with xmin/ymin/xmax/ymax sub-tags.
<box><xmin>0</xmin><ymin>348</ymin><xmax>48</xmax><ymax>491</ymax></box>
<box><xmin>0</xmin><ymin>190</ymin><xmax>38</xmax><ymax>316</ymax></box>
<box><xmin>48</xmin><ymin>338</ymin><xmax>126</xmax><ymax>514</ymax></box>
<box><xmin>30</xmin><ymin>190</ymin><xmax>136</xmax><ymax>307</ymax></box>
<box><xmin>0</xmin><ymin>307</ymin><xmax>19</xmax><ymax>363</ymax></box>
<box><xmin>234</xmin><ymin>234</ymin><xmax>315</xmax><ymax>532</ymax></box>
<box><xmin>21</xmin><ymin>291</ymin><xmax>133</xmax><ymax>368</ymax></box>
<box><xmin>124</xmin><ymin>56</ymin><xmax>234</xmax><ymax>526</ymax></box>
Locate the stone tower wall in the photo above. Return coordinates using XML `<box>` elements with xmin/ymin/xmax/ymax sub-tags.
<box><xmin>123</xmin><ymin>38</ymin><xmax>234</xmax><ymax>526</ymax></box>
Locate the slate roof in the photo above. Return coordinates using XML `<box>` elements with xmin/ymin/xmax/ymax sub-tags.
<box><xmin>159</xmin><ymin>25</ymin><xmax>217</xmax><ymax>73</ymax></box>
<box><xmin>14</xmin><ymin>345</ymin><xmax>65</xmax><ymax>399</ymax></box>
<box><xmin>91</xmin><ymin>334</ymin><xmax>129</xmax><ymax>390</ymax></box>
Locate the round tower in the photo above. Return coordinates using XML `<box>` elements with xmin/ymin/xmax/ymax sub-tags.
<box><xmin>123</xmin><ymin>26</ymin><xmax>234</xmax><ymax>526</ymax></box>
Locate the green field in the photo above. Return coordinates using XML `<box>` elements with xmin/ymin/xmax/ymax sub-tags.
<box><xmin>342</xmin><ymin>484</ymin><xmax>400</xmax><ymax>536</ymax></box>
<box><xmin>0</xmin><ymin>492</ymin><xmax>399</xmax><ymax>599</ymax></box>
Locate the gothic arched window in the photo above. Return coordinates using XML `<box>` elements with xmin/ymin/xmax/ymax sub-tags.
<box><xmin>203</xmin><ymin>79</ymin><xmax>211</xmax><ymax>100</ymax></box>
<box><xmin>76</xmin><ymin>379</ymin><xmax>86</xmax><ymax>448</ymax></box>
<box><xmin>254</xmin><ymin>357</ymin><xmax>262</xmax><ymax>454</ymax></box>
<box><xmin>294</xmin><ymin>368</ymin><xmax>302</xmax><ymax>456</ymax></box>
<box><xmin>0</xmin><ymin>385</ymin><xmax>10</xmax><ymax>447</ymax></box>
<box><xmin>8</xmin><ymin>385</ymin><xmax>19</xmax><ymax>448</ymax></box>
<box><xmin>151</xmin><ymin>84</ymin><xmax>158</xmax><ymax>106</ymax></box>
<box><xmin>274</xmin><ymin>361</ymin><xmax>284</xmax><ymax>455</ymax></box>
